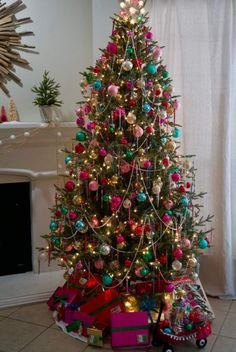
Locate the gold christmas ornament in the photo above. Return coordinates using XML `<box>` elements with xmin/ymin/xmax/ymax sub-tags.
<box><xmin>127</xmin><ymin>112</ymin><xmax>137</xmax><ymax>124</ymax></box>
<box><xmin>90</xmin><ymin>150</ymin><xmax>99</xmax><ymax>160</ymax></box>
<box><xmin>165</xmin><ymin>141</ymin><xmax>176</xmax><ymax>152</ymax></box>
<box><xmin>111</xmin><ymin>175</ymin><xmax>119</xmax><ymax>185</ymax></box>
<box><xmin>121</xmin><ymin>293</ymin><xmax>139</xmax><ymax>312</ymax></box>
<box><xmin>138</xmin><ymin>148</ymin><xmax>145</xmax><ymax>156</ymax></box>
<box><xmin>104</xmin><ymin>153</ymin><xmax>113</xmax><ymax>165</ymax></box>
<box><xmin>73</xmin><ymin>195</ymin><xmax>83</xmax><ymax>205</ymax></box>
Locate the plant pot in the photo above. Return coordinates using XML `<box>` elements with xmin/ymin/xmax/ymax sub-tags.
<box><xmin>39</xmin><ymin>105</ymin><xmax>54</xmax><ymax>123</ymax></box>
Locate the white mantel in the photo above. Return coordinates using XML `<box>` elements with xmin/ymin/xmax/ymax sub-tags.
<box><xmin>0</xmin><ymin>122</ymin><xmax>77</xmax><ymax>308</ymax></box>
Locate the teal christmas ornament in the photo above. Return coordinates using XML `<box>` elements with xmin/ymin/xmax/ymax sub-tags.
<box><xmin>162</xmin><ymin>70</ymin><xmax>169</xmax><ymax>78</ymax></box>
<box><xmin>163</xmin><ymin>327</ymin><xmax>172</xmax><ymax>335</ymax></box>
<box><xmin>65</xmin><ymin>155</ymin><xmax>73</xmax><ymax>164</ymax></box>
<box><xmin>143</xmin><ymin>251</ymin><xmax>153</xmax><ymax>262</ymax></box>
<box><xmin>102</xmin><ymin>274</ymin><xmax>113</xmax><ymax>286</ymax></box>
<box><xmin>49</xmin><ymin>221</ymin><xmax>58</xmax><ymax>231</ymax></box>
<box><xmin>93</xmin><ymin>80</ymin><xmax>102</xmax><ymax>90</ymax></box>
<box><xmin>165</xmin><ymin>210</ymin><xmax>173</xmax><ymax>216</ymax></box>
<box><xmin>146</xmin><ymin>63</ymin><xmax>157</xmax><ymax>75</ymax></box>
<box><xmin>198</xmin><ymin>239</ymin><xmax>208</xmax><ymax>249</ymax></box>
<box><xmin>126</xmin><ymin>47</ymin><xmax>133</xmax><ymax>55</ymax></box>
<box><xmin>172</xmin><ymin>127</ymin><xmax>181</xmax><ymax>138</ymax></box>
<box><xmin>76</xmin><ymin>131</ymin><xmax>86</xmax><ymax>142</ymax></box>
<box><xmin>51</xmin><ymin>236</ymin><xmax>61</xmax><ymax>246</ymax></box>
<box><xmin>75</xmin><ymin>220</ymin><xmax>86</xmax><ymax>231</ymax></box>
<box><xmin>180</xmin><ymin>196</ymin><xmax>189</xmax><ymax>206</ymax></box>
<box><xmin>140</xmin><ymin>267</ymin><xmax>149</xmax><ymax>276</ymax></box>
<box><xmin>137</xmin><ymin>192</ymin><xmax>147</xmax><ymax>202</ymax></box>
<box><xmin>126</xmin><ymin>150</ymin><xmax>134</xmax><ymax>159</ymax></box>
<box><xmin>61</xmin><ymin>207</ymin><xmax>68</xmax><ymax>215</ymax></box>
<box><xmin>161</xmin><ymin>137</ymin><xmax>167</xmax><ymax>144</ymax></box>
<box><xmin>142</xmin><ymin>102</ymin><xmax>151</xmax><ymax>113</ymax></box>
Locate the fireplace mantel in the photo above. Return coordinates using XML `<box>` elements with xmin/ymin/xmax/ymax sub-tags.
<box><xmin>0</xmin><ymin>121</ymin><xmax>77</xmax><ymax>308</ymax></box>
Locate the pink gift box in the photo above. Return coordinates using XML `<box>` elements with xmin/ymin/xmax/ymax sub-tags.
<box><xmin>111</xmin><ymin>311</ymin><xmax>149</xmax><ymax>348</ymax></box>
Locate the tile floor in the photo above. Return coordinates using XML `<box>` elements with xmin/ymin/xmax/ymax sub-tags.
<box><xmin>0</xmin><ymin>297</ymin><xmax>235</xmax><ymax>352</ymax></box>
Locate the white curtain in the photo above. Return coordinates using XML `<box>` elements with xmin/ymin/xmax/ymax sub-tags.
<box><xmin>149</xmin><ymin>0</ymin><xmax>236</xmax><ymax>298</ymax></box>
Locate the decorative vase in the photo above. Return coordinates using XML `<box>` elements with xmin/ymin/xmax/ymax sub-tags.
<box><xmin>39</xmin><ymin>105</ymin><xmax>54</xmax><ymax>123</ymax></box>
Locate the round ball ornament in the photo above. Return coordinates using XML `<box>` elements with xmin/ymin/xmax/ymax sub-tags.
<box><xmin>182</xmin><ymin>238</ymin><xmax>191</xmax><ymax>248</ymax></box>
<box><xmin>106</xmin><ymin>42</ymin><xmax>118</xmax><ymax>55</ymax></box>
<box><xmin>93</xmin><ymin>80</ymin><xmax>102</xmax><ymax>90</ymax></box>
<box><xmin>173</xmin><ymin>127</ymin><xmax>181</xmax><ymax>138</ymax></box>
<box><xmin>116</xmin><ymin>234</ymin><xmax>125</xmax><ymax>244</ymax></box>
<box><xmin>61</xmin><ymin>207</ymin><xmax>68</xmax><ymax>215</ymax></box>
<box><xmin>127</xmin><ymin>112</ymin><xmax>136</xmax><ymax>124</ymax></box>
<box><xmin>108</xmin><ymin>84</ymin><xmax>119</xmax><ymax>97</ymax></box>
<box><xmin>126</xmin><ymin>46</ymin><xmax>133</xmax><ymax>55</ymax></box>
<box><xmin>165</xmin><ymin>140</ymin><xmax>176</xmax><ymax>152</ymax></box>
<box><xmin>75</xmin><ymin>220</ymin><xmax>86</xmax><ymax>231</ymax></box>
<box><xmin>94</xmin><ymin>258</ymin><xmax>104</xmax><ymax>270</ymax></box>
<box><xmin>79</xmin><ymin>171</ymin><xmax>89</xmax><ymax>180</ymax></box>
<box><xmin>142</xmin><ymin>102</ymin><xmax>151</xmax><ymax>113</ymax></box>
<box><xmin>89</xmin><ymin>180</ymin><xmax>99</xmax><ymax>191</ymax></box>
<box><xmin>68</xmin><ymin>211</ymin><xmax>77</xmax><ymax>220</ymax></box>
<box><xmin>65</xmin><ymin>155</ymin><xmax>73</xmax><ymax>164</ymax></box>
<box><xmin>122</xmin><ymin>60</ymin><xmax>133</xmax><ymax>71</ymax></box>
<box><xmin>152</xmin><ymin>45</ymin><xmax>162</xmax><ymax>59</ymax></box>
<box><xmin>133</xmin><ymin>125</ymin><xmax>143</xmax><ymax>138</ymax></box>
<box><xmin>49</xmin><ymin>221</ymin><xmax>58</xmax><ymax>232</ymax></box>
<box><xmin>75</xmin><ymin>143</ymin><xmax>85</xmax><ymax>154</ymax></box>
<box><xmin>162</xmin><ymin>213</ymin><xmax>171</xmax><ymax>223</ymax></box>
<box><xmin>100</xmin><ymin>244</ymin><xmax>111</xmax><ymax>256</ymax></box>
<box><xmin>165</xmin><ymin>283</ymin><xmax>175</xmax><ymax>293</ymax></box>
<box><xmin>173</xmin><ymin>248</ymin><xmax>183</xmax><ymax>259</ymax></box>
<box><xmin>102</xmin><ymin>274</ymin><xmax>113</xmax><ymax>286</ymax></box>
<box><xmin>163</xmin><ymin>199</ymin><xmax>173</xmax><ymax>210</ymax></box>
<box><xmin>99</xmin><ymin>148</ymin><xmax>107</xmax><ymax>157</ymax></box>
<box><xmin>73</xmin><ymin>195</ymin><xmax>83</xmax><ymax>205</ymax></box>
<box><xmin>140</xmin><ymin>267</ymin><xmax>149</xmax><ymax>277</ymax></box>
<box><xmin>171</xmin><ymin>172</ymin><xmax>181</xmax><ymax>182</ymax></box>
<box><xmin>163</xmin><ymin>327</ymin><xmax>173</xmax><ymax>335</ymax></box>
<box><xmin>185</xmin><ymin>323</ymin><xmax>193</xmax><ymax>331</ymax></box>
<box><xmin>162</xmin><ymin>70</ymin><xmax>169</xmax><ymax>78</ymax></box>
<box><xmin>180</xmin><ymin>196</ymin><xmax>189</xmax><ymax>206</ymax></box>
<box><xmin>145</xmin><ymin>31</ymin><xmax>153</xmax><ymax>40</ymax></box>
<box><xmin>143</xmin><ymin>250</ymin><xmax>153</xmax><ymax>262</ymax></box>
<box><xmin>123</xmin><ymin>199</ymin><xmax>131</xmax><ymax>208</ymax></box>
<box><xmin>65</xmin><ymin>181</ymin><xmax>75</xmax><ymax>191</ymax></box>
<box><xmin>137</xmin><ymin>192</ymin><xmax>147</xmax><ymax>202</ymax></box>
<box><xmin>76</xmin><ymin>131</ymin><xmax>86</xmax><ymax>142</ymax></box>
<box><xmin>125</xmin><ymin>259</ymin><xmax>132</xmax><ymax>267</ymax></box>
<box><xmin>51</xmin><ymin>236</ymin><xmax>61</xmax><ymax>246</ymax></box>
<box><xmin>172</xmin><ymin>259</ymin><xmax>182</xmax><ymax>271</ymax></box>
<box><xmin>188</xmin><ymin>256</ymin><xmax>198</xmax><ymax>268</ymax></box>
<box><xmin>198</xmin><ymin>239</ymin><xmax>208</xmax><ymax>249</ymax></box>
<box><xmin>126</xmin><ymin>150</ymin><xmax>134</xmax><ymax>159</ymax></box>
<box><xmin>189</xmin><ymin>272</ymin><xmax>199</xmax><ymax>282</ymax></box>
<box><xmin>103</xmin><ymin>194</ymin><xmax>111</xmax><ymax>202</ymax></box>
<box><xmin>104</xmin><ymin>153</ymin><xmax>113</xmax><ymax>165</ymax></box>
<box><xmin>146</xmin><ymin>63</ymin><xmax>157</xmax><ymax>75</ymax></box>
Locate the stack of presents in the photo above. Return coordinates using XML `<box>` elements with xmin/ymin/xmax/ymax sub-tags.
<box><xmin>47</xmin><ymin>271</ymin><xmax>214</xmax><ymax>348</ymax></box>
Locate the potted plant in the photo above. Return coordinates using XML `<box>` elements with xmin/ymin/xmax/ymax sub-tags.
<box><xmin>31</xmin><ymin>70</ymin><xmax>63</xmax><ymax>122</ymax></box>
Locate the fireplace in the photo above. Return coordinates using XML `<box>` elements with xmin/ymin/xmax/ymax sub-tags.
<box><xmin>0</xmin><ymin>182</ymin><xmax>32</xmax><ymax>276</ymax></box>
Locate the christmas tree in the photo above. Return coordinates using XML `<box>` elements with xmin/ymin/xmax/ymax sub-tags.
<box><xmin>43</xmin><ymin>0</ymin><xmax>213</xmax><ymax>338</ymax></box>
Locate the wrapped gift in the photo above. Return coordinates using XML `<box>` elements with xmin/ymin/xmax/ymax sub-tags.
<box><xmin>64</xmin><ymin>272</ymin><xmax>101</xmax><ymax>299</ymax></box>
<box><xmin>87</xmin><ymin>322</ymin><xmax>109</xmax><ymax>347</ymax></box>
<box><xmin>111</xmin><ymin>311</ymin><xmax>149</xmax><ymax>348</ymax></box>
<box><xmin>47</xmin><ymin>286</ymin><xmax>80</xmax><ymax>311</ymax></box>
<box><xmin>80</xmin><ymin>288</ymin><xmax>124</xmax><ymax>324</ymax></box>
<box><xmin>64</xmin><ymin>310</ymin><xmax>95</xmax><ymax>336</ymax></box>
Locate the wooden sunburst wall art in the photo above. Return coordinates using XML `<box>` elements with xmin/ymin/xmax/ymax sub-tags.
<box><xmin>0</xmin><ymin>0</ymin><xmax>36</xmax><ymax>96</ymax></box>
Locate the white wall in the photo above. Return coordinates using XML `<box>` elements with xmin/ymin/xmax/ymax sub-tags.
<box><xmin>0</xmin><ymin>0</ymin><xmax>92</xmax><ymax>122</ymax></box>
<box><xmin>92</xmin><ymin>0</ymin><xmax>119</xmax><ymax>62</ymax></box>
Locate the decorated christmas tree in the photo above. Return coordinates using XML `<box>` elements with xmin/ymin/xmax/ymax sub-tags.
<box><xmin>43</xmin><ymin>0</ymin><xmax>213</xmax><ymax>347</ymax></box>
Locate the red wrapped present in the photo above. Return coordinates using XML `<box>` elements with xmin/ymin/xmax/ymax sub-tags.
<box><xmin>64</xmin><ymin>272</ymin><xmax>101</xmax><ymax>299</ymax></box>
<box><xmin>47</xmin><ymin>286</ymin><xmax>81</xmax><ymax>311</ymax></box>
<box><xmin>64</xmin><ymin>309</ymin><xmax>95</xmax><ymax>336</ymax></box>
<box><xmin>111</xmin><ymin>311</ymin><xmax>150</xmax><ymax>348</ymax></box>
<box><xmin>80</xmin><ymin>288</ymin><xmax>124</xmax><ymax>324</ymax></box>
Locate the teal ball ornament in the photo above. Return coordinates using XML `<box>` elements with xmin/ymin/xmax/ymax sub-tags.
<box><xmin>185</xmin><ymin>323</ymin><xmax>193</xmax><ymax>331</ymax></box>
<box><xmin>198</xmin><ymin>239</ymin><xmax>208</xmax><ymax>249</ymax></box>
<box><xmin>76</xmin><ymin>131</ymin><xmax>86</xmax><ymax>142</ymax></box>
<box><xmin>146</xmin><ymin>63</ymin><xmax>157</xmax><ymax>75</ymax></box>
<box><xmin>65</xmin><ymin>155</ymin><xmax>73</xmax><ymax>164</ymax></box>
<box><xmin>173</xmin><ymin>127</ymin><xmax>181</xmax><ymax>138</ymax></box>
<box><xmin>75</xmin><ymin>219</ymin><xmax>86</xmax><ymax>231</ymax></box>
<box><xmin>161</xmin><ymin>137</ymin><xmax>167</xmax><ymax>144</ymax></box>
<box><xmin>140</xmin><ymin>267</ymin><xmax>149</xmax><ymax>277</ymax></box>
<box><xmin>137</xmin><ymin>192</ymin><xmax>147</xmax><ymax>202</ymax></box>
<box><xmin>163</xmin><ymin>327</ymin><xmax>172</xmax><ymax>335</ymax></box>
<box><xmin>49</xmin><ymin>221</ymin><xmax>58</xmax><ymax>231</ymax></box>
<box><xmin>103</xmin><ymin>194</ymin><xmax>111</xmax><ymax>202</ymax></box>
<box><xmin>180</xmin><ymin>196</ymin><xmax>189</xmax><ymax>206</ymax></box>
<box><xmin>162</xmin><ymin>70</ymin><xmax>169</xmax><ymax>78</ymax></box>
<box><xmin>143</xmin><ymin>250</ymin><xmax>153</xmax><ymax>262</ymax></box>
<box><xmin>142</xmin><ymin>102</ymin><xmax>151</xmax><ymax>113</ymax></box>
<box><xmin>61</xmin><ymin>207</ymin><xmax>68</xmax><ymax>215</ymax></box>
<box><xmin>126</xmin><ymin>150</ymin><xmax>134</xmax><ymax>159</ymax></box>
<box><xmin>126</xmin><ymin>47</ymin><xmax>133</xmax><ymax>56</ymax></box>
<box><xmin>102</xmin><ymin>274</ymin><xmax>113</xmax><ymax>286</ymax></box>
<box><xmin>51</xmin><ymin>236</ymin><xmax>61</xmax><ymax>246</ymax></box>
<box><xmin>93</xmin><ymin>80</ymin><xmax>102</xmax><ymax>90</ymax></box>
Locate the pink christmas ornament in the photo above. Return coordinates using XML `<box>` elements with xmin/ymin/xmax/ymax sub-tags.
<box><xmin>126</xmin><ymin>80</ymin><xmax>133</xmax><ymax>90</ymax></box>
<box><xmin>89</xmin><ymin>180</ymin><xmax>99</xmax><ymax>191</ymax></box>
<box><xmin>152</xmin><ymin>46</ymin><xmax>162</xmax><ymax>59</ymax></box>
<box><xmin>171</xmin><ymin>172</ymin><xmax>181</xmax><ymax>182</ymax></box>
<box><xmin>79</xmin><ymin>171</ymin><xmax>89</xmax><ymax>180</ymax></box>
<box><xmin>121</xmin><ymin>162</ymin><xmax>131</xmax><ymax>174</ymax></box>
<box><xmin>143</xmin><ymin>160</ymin><xmax>151</xmax><ymax>168</ymax></box>
<box><xmin>135</xmin><ymin>266</ymin><xmax>142</xmax><ymax>278</ymax></box>
<box><xmin>94</xmin><ymin>259</ymin><xmax>104</xmax><ymax>269</ymax></box>
<box><xmin>173</xmin><ymin>248</ymin><xmax>183</xmax><ymax>259</ymax></box>
<box><xmin>162</xmin><ymin>214</ymin><xmax>171</xmax><ymax>223</ymax></box>
<box><xmin>76</xmin><ymin>260</ymin><xmax>83</xmax><ymax>270</ymax></box>
<box><xmin>76</xmin><ymin>117</ymin><xmax>85</xmax><ymax>126</ymax></box>
<box><xmin>173</xmin><ymin>99</ymin><xmax>181</xmax><ymax>110</ymax></box>
<box><xmin>182</xmin><ymin>238</ymin><xmax>191</xmax><ymax>248</ymax></box>
<box><xmin>133</xmin><ymin>125</ymin><xmax>144</xmax><ymax>138</ymax></box>
<box><xmin>84</xmin><ymin>104</ymin><xmax>91</xmax><ymax>113</ymax></box>
<box><xmin>106</xmin><ymin>42</ymin><xmax>118</xmax><ymax>55</ymax></box>
<box><xmin>75</xmin><ymin>107</ymin><xmax>84</xmax><ymax>117</ymax></box>
<box><xmin>87</xmin><ymin>121</ymin><xmax>96</xmax><ymax>130</ymax></box>
<box><xmin>108</xmin><ymin>84</ymin><xmax>119</xmax><ymax>96</ymax></box>
<box><xmin>165</xmin><ymin>283</ymin><xmax>175</xmax><ymax>293</ymax></box>
<box><xmin>116</xmin><ymin>234</ymin><xmax>125</xmax><ymax>244</ymax></box>
<box><xmin>68</xmin><ymin>211</ymin><xmax>77</xmax><ymax>220</ymax></box>
<box><xmin>99</xmin><ymin>148</ymin><xmax>107</xmax><ymax>157</ymax></box>
<box><xmin>163</xmin><ymin>199</ymin><xmax>174</xmax><ymax>210</ymax></box>
<box><xmin>145</xmin><ymin>31</ymin><xmax>153</xmax><ymax>40</ymax></box>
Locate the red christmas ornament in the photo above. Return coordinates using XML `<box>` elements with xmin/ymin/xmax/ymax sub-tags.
<box><xmin>159</xmin><ymin>254</ymin><xmax>167</xmax><ymax>264</ymax></box>
<box><xmin>125</xmin><ymin>259</ymin><xmax>132</xmax><ymax>267</ymax></box>
<box><xmin>101</xmin><ymin>177</ymin><xmax>108</xmax><ymax>186</ymax></box>
<box><xmin>144</xmin><ymin>224</ymin><xmax>151</xmax><ymax>233</ymax></box>
<box><xmin>129</xmin><ymin>98</ymin><xmax>136</xmax><ymax>107</ymax></box>
<box><xmin>133</xmin><ymin>58</ymin><xmax>142</xmax><ymax>68</ymax></box>
<box><xmin>93</xmin><ymin>66</ymin><xmax>100</xmax><ymax>74</ymax></box>
<box><xmin>171</xmin><ymin>172</ymin><xmax>181</xmax><ymax>182</ymax></box>
<box><xmin>55</xmin><ymin>210</ymin><xmax>62</xmax><ymax>218</ymax></box>
<box><xmin>186</xmin><ymin>181</ymin><xmax>191</xmax><ymax>188</ymax></box>
<box><xmin>162</xmin><ymin>158</ymin><xmax>170</xmax><ymax>166</ymax></box>
<box><xmin>146</xmin><ymin>126</ymin><xmax>153</xmax><ymax>134</ymax></box>
<box><xmin>154</xmin><ymin>88</ymin><xmax>162</xmax><ymax>96</ymax></box>
<box><xmin>120</xmin><ymin>137</ymin><xmax>128</xmax><ymax>145</ymax></box>
<box><xmin>65</xmin><ymin>181</ymin><xmax>75</xmax><ymax>191</ymax></box>
<box><xmin>75</xmin><ymin>143</ymin><xmax>85</xmax><ymax>154</ymax></box>
<box><xmin>161</xmin><ymin>101</ymin><xmax>170</xmax><ymax>110</ymax></box>
<box><xmin>148</xmin><ymin>109</ymin><xmax>155</xmax><ymax>118</ymax></box>
<box><xmin>179</xmin><ymin>185</ymin><xmax>186</xmax><ymax>193</ymax></box>
<box><xmin>173</xmin><ymin>248</ymin><xmax>183</xmax><ymax>259</ymax></box>
<box><xmin>106</xmin><ymin>42</ymin><xmax>118</xmax><ymax>55</ymax></box>
<box><xmin>135</xmin><ymin>226</ymin><xmax>143</xmax><ymax>236</ymax></box>
<box><xmin>79</xmin><ymin>171</ymin><xmax>89</xmax><ymax>180</ymax></box>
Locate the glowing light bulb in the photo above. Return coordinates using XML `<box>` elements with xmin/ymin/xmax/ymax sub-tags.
<box><xmin>120</xmin><ymin>1</ymin><xmax>126</xmax><ymax>8</ymax></box>
<box><xmin>138</xmin><ymin>0</ymin><xmax>144</xmax><ymax>6</ymax></box>
<box><xmin>129</xmin><ymin>7</ymin><xmax>137</xmax><ymax>15</ymax></box>
<box><xmin>140</xmin><ymin>8</ymin><xmax>145</xmax><ymax>14</ymax></box>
